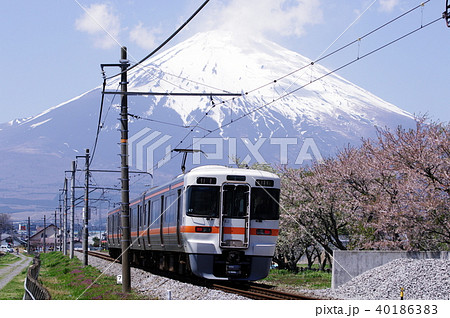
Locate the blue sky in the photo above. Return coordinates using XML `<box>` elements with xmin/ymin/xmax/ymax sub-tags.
<box><xmin>0</xmin><ymin>0</ymin><xmax>449</xmax><ymax>123</ymax></box>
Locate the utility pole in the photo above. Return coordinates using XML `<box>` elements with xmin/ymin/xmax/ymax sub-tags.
<box><xmin>63</xmin><ymin>178</ymin><xmax>68</xmax><ymax>255</ymax></box>
<box><xmin>83</xmin><ymin>149</ymin><xmax>90</xmax><ymax>266</ymax></box>
<box><xmin>120</xmin><ymin>47</ymin><xmax>131</xmax><ymax>293</ymax></box>
<box><xmin>54</xmin><ymin>210</ymin><xmax>57</xmax><ymax>251</ymax></box>
<box><xmin>27</xmin><ymin>217</ymin><xmax>30</xmax><ymax>254</ymax></box>
<box><xmin>100</xmin><ymin>44</ymin><xmax>238</xmax><ymax>292</ymax></box>
<box><xmin>58</xmin><ymin>205</ymin><xmax>62</xmax><ymax>251</ymax></box>
<box><xmin>70</xmin><ymin>160</ymin><xmax>76</xmax><ymax>259</ymax></box>
<box><xmin>43</xmin><ymin>215</ymin><xmax>46</xmax><ymax>253</ymax></box>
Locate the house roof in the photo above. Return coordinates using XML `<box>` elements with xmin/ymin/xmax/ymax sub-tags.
<box><xmin>30</xmin><ymin>224</ymin><xmax>59</xmax><ymax>240</ymax></box>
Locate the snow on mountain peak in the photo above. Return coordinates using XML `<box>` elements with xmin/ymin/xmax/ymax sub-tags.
<box><xmin>108</xmin><ymin>30</ymin><xmax>412</xmax><ymax>130</ymax></box>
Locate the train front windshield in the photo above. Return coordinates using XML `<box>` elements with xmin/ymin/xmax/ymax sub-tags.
<box><xmin>186</xmin><ymin>186</ymin><xmax>220</xmax><ymax>217</ymax></box>
<box><xmin>186</xmin><ymin>184</ymin><xmax>280</xmax><ymax>220</ymax></box>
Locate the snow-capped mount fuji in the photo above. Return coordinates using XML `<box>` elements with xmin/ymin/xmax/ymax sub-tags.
<box><xmin>117</xmin><ymin>30</ymin><xmax>413</xmax><ymax>132</ymax></box>
<box><xmin>0</xmin><ymin>30</ymin><xmax>415</xmax><ymax>218</ymax></box>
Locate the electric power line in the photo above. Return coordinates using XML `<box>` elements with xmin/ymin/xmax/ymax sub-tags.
<box><xmin>163</xmin><ymin>1</ymin><xmax>436</xmax><ymax>160</ymax></box>
<box><xmin>105</xmin><ymin>0</ymin><xmax>211</xmax><ymax>81</ymax></box>
<box><xmin>90</xmin><ymin>0</ymin><xmax>211</xmax><ymax>166</ymax></box>
<box><xmin>145</xmin><ymin>13</ymin><xmax>443</xmax><ymax>175</ymax></box>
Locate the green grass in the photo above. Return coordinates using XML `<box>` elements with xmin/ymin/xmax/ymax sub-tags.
<box><xmin>39</xmin><ymin>252</ymin><xmax>148</xmax><ymax>300</ymax></box>
<box><xmin>0</xmin><ymin>268</ymin><xmax>28</xmax><ymax>300</ymax></box>
<box><xmin>0</xmin><ymin>253</ymin><xmax>20</xmax><ymax>265</ymax></box>
<box><xmin>263</xmin><ymin>268</ymin><xmax>331</xmax><ymax>289</ymax></box>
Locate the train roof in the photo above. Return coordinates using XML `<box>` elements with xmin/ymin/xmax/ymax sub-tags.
<box><xmin>187</xmin><ymin>165</ymin><xmax>279</xmax><ymax>179</ymax></box>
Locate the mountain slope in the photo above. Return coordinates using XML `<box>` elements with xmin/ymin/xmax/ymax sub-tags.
<box><xmin>0</xmin><ymin>30</ymin><xmax>415</xmax><ymax>218</ymax></box>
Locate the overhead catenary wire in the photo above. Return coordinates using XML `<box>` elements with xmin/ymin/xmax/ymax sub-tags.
<box><xmin>127</xmin><ymin>113</ymin><xmax>211</xmax><ymax>132</ymax></box>
<box><xmin>155</xmin><ymin>1</ymin><xmax>434</xmax><ymax>161</ymax></box>
<box><xmin>214</xmin><ymin>17</ymin><xmax>444</xmax><ymax>135</ymax></box>
<box><xmin>145</xmin><ymin>13</ymin><xmax>443</xmax><ymax>176</ymax></box>
<box><xmin>90</xmin><ymin>0</ymin><xmax>211</xmax><ymax>166</ymax></box>
<box><xmin>246</xmin><ymin>0</ymin><xmax>432</xmax><ymax>96</ymax></box>
<box><xmin>105</xmin><ymin>0</ymin><xmax>211</xmax><ymax>81</ymax></box>
<box><xmin>89</xmin><ymin>80</ymin><xmax>106</xmax><ymax>165</ymax></box>
<box><xmin>92</xmin><ymin>2</ymin><xmax>441</xmax><ymax>185</ymax></box>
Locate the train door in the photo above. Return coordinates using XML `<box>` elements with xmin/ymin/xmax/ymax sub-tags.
<box><xmin>146</xmin><ymin>200</ymin><xmax>151</xmax><ymax>247</ymax></box>
<box><xmin>177</xmin><ymin>189</ymin><xmax>182</xmax><ymax>246</ymax></box>
<box><xmin>136</xmin><ymin>204</ymin><xmax>142</xmax><ymax>247</ymax></box>
<box><xmin>220</xmin><ymin>184</ymin><xmax>250</xmax><ymax>249</ymax></box>
<box><xmin>160</xmin><ymin>195</ymin><xmax>164</xmax><ymax>246</ymax></box>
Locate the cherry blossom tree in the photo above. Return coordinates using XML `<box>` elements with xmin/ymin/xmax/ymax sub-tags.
<box><xmin>278</xmin><ymin>116</ymin><xmax>449</xmax><ymax>254</ymax></box>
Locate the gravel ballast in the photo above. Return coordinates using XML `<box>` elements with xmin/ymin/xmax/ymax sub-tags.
<box><xmin>75</xmin><ymin>253</ymin><xmax>249</xmax><ymax>300</ymax></box>
<box><xmin>77</xmin><ymin>254</ymin><xmax>449</xmax><ymax>300</ymax></box>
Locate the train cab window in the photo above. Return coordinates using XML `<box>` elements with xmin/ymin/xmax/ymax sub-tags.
<box><xmin>250</xmin><ymin>188</ymin><xmax>280</xmax><ymax>220</ymax></box>
<box><xmin>222</xmin><ymin>184</ymin><xmax>249</xmax><ymax>218</ymax></box>
<box><xmin>186</xmin><ymin>186</ymin><xmax>220</xmax><ymax>218</ymax></box>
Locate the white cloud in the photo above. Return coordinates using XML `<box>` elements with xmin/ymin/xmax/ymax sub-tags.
<box><xmin>75</xmin><ymin>3</ymin><xmax>121</xmax><ymax>49</ymax></box>
<box><xmin>197</xmin><ymin>0</ymin><xmax>323</xmax><ymax>38</ymax></box>
<box><xmin>379</xmin><ymin>0</ymin><xmax>401</xmax><ymax>12</ymax></box>
<box><xmin>129</xmin><ymin>23</ymin><xmax>162</xmax><ymax>51</ymax></box>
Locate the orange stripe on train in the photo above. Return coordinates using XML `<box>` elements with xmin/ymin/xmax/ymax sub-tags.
<box><xmin>110</xmin><ymin>227</ymin><xmax>279</xmax><ymax>238</ymax></box>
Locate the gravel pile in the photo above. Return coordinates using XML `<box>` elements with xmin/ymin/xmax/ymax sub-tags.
<box><xmin>76</xmin><ymin>253</ymin><xmax>249</xmax><ymax>300</ymax></box>
<box><xmin>306</xmin><ymin>259</ymin><xmax>450</xmax><ymax>300</ymax></box>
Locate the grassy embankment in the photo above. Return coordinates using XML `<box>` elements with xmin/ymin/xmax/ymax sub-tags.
<box><xmin>30</xmin><ymin>252</ymin><xmax>146</xmax><ymax>300</ymax></box>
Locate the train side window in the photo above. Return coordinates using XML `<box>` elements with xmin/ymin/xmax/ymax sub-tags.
<box><xmin>151</xmin><ymin>200</ymin><xmax>160</xmax><ymax>226</ymax></box>
<box><xmin>137</xmin><ymin>205</ymin><xmax>141</xmax><ymax>229</ymax></box>
<box><xmin>147</xmin><ymin>200</ymin><xmax>151</xmax><ymax>225</ymax></box>
<box><xmin>130</xmin><ymin>207</ymin><xmax>134</xmax><ymax>229</ymax></box>
<box><xmin>177</xmin><ymin>189</ymin><xmax>182</xmax><ymax>219</ymax></box>
<box><xmin>160</xmin><ymin>196</ymin><xmax>164</xmax><ymax>223</ymax></box>
<box><xmin>164</xmin><ymin>194</ymin><xmax>174</xmax><ymax>225</ymax></box>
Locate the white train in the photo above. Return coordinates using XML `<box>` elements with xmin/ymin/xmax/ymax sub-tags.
<box><xmin>107</xmin><ymin>165</ymin><xmax>280</xmax><ymax>281</ymax></box>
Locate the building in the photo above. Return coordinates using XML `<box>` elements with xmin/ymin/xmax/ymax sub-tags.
<box><xmin>29</xmin><ymin>224</ymin><xmax>61</xmax><ymax>252</ymax></box>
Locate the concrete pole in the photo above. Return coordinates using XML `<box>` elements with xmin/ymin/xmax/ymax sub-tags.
<box><xmin>70</xmin><ymin>161</ymin><xmax>76</xmax><ymax>259</ymax></box>
<box><xmin>63</xmin><ymin>178</ymin><xmax>68</xmax><ymax>255</ymax></box>
<box><xmin>43</xmin><ymin>215</ymin><xmax>46</xmax><ymax>253</ymax></box>
<box><xmin>120</xmin><ymin>47</ymin><xmax>131</xmax><ymax>293</ymax></box>
<box><xmin>83</xmin><ymin>149</ymin><xmax>90</xmax><ymax>266</ymax></box>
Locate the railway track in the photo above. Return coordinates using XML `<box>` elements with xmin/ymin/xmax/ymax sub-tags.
<box><xmin>85</xmin><ymin>250</ymin><xmax>119</xmax><ymax>262</ymax></box>
<box><xmin>85</xmin><ymin>250</ymin><xmax>323</xmax><ymax>300</ymax></box>
<box><xmin>211</xmin><ymin>282</ymin><xmax>319</xmax><ymax>300</ymax></box>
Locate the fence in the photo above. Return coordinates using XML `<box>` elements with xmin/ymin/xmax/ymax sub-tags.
<box><xmin>23</xmin><ymin>255</ymin><xmax>51</xmax><ymax>300</ymax></box>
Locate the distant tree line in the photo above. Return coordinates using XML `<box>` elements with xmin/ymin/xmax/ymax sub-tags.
<box><xmin>0</xmin><ymin>213</ymin><xmax>13</xmax><ymax>233</ymax></box>
<box><xmin>270</xmin><ymin>117</ymin><xmax>449</xmax><ymax>271</ymax></box>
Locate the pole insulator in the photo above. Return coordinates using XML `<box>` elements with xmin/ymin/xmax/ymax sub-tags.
<box><xmin>444</xmin><ymin>0</ymin><xmax>450</xmax><ymax>27</ymax></box>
